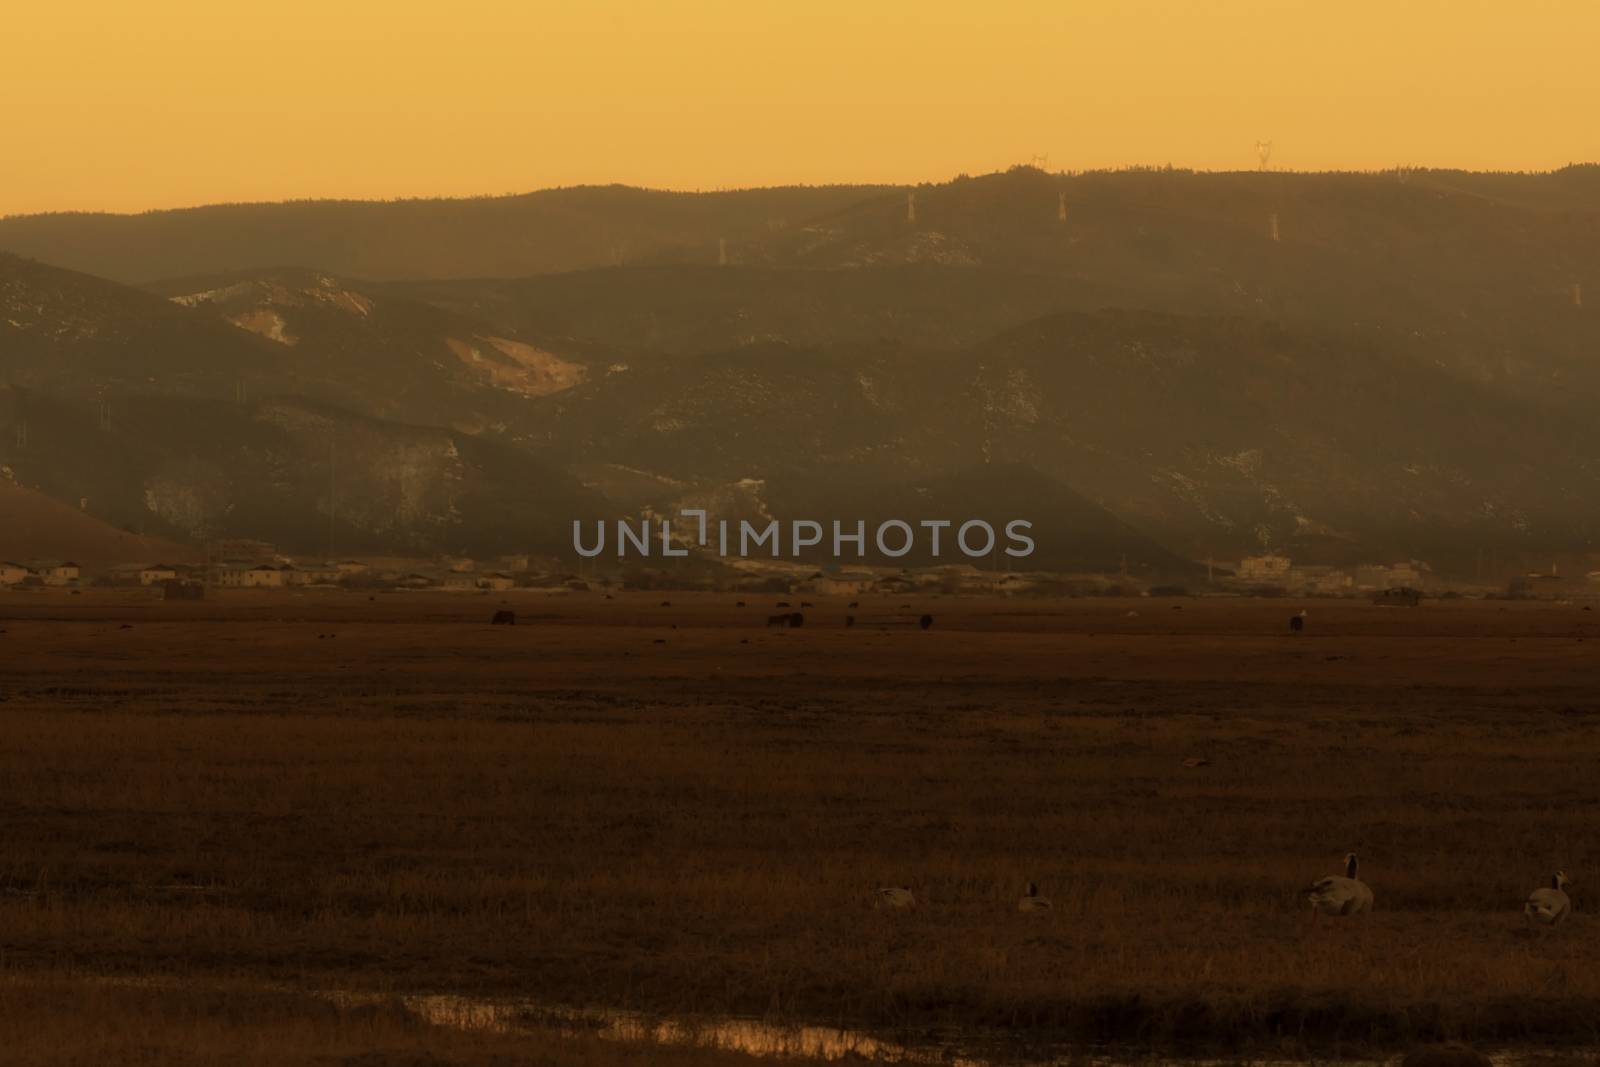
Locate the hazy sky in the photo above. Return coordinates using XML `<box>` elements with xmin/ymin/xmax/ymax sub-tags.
<box><xmin>4</xmin><ymin>0</ymin><xmax>1597</xmax><ymax>215</ymax></box>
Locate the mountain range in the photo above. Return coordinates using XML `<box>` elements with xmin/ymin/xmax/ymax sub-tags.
<box><xmin>4</xmin><ymin>165</ymin><xmax>1600</xmax><ymax>576</ymax></box>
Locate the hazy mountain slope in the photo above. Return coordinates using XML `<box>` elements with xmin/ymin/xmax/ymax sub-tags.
<box><xmin>514</xmin><ymin>311</ymin><xmax>1600</xmax><ymax>568</ymax></box>
<box><xmin>0</xmin><ymin>185</ymin><xmax>887</xmax><ymax>284</ymax></box>
<box><xmin>375</xmin><ymin>167</ymin><xmax>1600</xmax><ymax>412</ymax></box>
<box><xmin>0</xmin><ymin>385</ymin><xmax>607</xmax><ymax>557</ymax></box>
<box><xmin>962</xmin><ymin>311</ymin><xmax>1600</xmax><ymax>566</ymax></box>
<box><xmin>0</xmin><ymin>480</ymin><xmax>199</xmax><ymax>566</ymax></box>
<box><xmin>736</xmin><ymin>166</ymin><xmax>1600</xmax><ymax>408</ymax></box>
<box><xmin>384</xmin><ymin>264</ymin><xmax>1128</xmax><ymax>358</ymax></box>
<box><xmin>0</xmin><ymin>254</ymin><xmax>271</xmax><ymax>399</ymax></box>
<box><xmin>144</xmin><ymin>268</ymin><xmax>591</xmax><ymax>430</ymax></box>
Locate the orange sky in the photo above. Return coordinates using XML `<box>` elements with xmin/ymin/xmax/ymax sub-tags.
<box><xmin>3</xmin><ymin>0</ymin><xmax>1597</xmax><ymax>216</ymax></box>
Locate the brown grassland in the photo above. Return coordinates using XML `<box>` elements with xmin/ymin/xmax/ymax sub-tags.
<box><xmin>2</xmin><ymin>588</ymin><xmax>1600</xmax><ymax>1063</ymax></box>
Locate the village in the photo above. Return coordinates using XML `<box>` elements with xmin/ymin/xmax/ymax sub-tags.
<box><xmin>4</xmin><ymin>549</ymin><xmax>1600</xmax><ymax>603</ymax></box>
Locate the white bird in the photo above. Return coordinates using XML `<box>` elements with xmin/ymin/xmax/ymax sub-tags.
<box><xmin>1017</xmin><ymin>881</ymin><xmax>1052</xmax><ymax>912</ymax></box>
<box><xmin>1304</xmin><ymin>852</ymin><xmax>1374</xmax><ymax>921</ymax></box>
<box><xmin>1524</xmin><ymin>870</ymin><xmax>1573</xmax><ymax>928</ymax></box>
<box><xmin>875</xmin><ymin>886</ymin><xmax>916</xmax><ymax>910</ymax></box>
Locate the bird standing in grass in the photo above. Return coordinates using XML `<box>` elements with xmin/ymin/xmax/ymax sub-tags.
<box><xmin>1017</xmin><ymin>881</ymin><xmax>1052</xmax><ymax>912</ymax></box>
<box><xmin>1304</xmin><ymin>852</ymin><xmax>1373</xmax><ymax>921</ymax></box>
<box><xmin>875</xmin><ymin>886</ymin><xmax>916</xmax><ymax>910</ymax></box>
<box><xmin>1524</xmin><ymin>870</ymin><xmax>1573</xmax><ymax>928</ymax></box>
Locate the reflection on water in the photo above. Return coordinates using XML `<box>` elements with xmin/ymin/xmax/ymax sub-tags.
<box><xmin>387</xmin><ymin>993</ymin><xmax>966</xmax><ymax>1062</ymax></box>
<box><xmin>360</xmin><ymin>990</ymin><xmax>1409</xmax><ymax>1067</ymax></box>
<box><xmin>72</xmin><ymin>976</ymin><xmax>1525</xmax><ymax>1066</ymax></box>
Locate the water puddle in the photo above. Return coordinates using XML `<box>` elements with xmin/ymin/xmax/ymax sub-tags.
<box><xmin>69</xmin><ymin>977</ymin><xmax>1545</xmax><ymax>1066</ymax></box>
<box><xmin>349</xmin><ymin>990</ymin><xmax>1417</xmax><ymax>1066</ymax></box>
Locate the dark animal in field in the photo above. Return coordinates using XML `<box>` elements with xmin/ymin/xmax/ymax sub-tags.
<box><xmin>736</xmin><ymin>600</ymin><xmax>746</xmax><ymax>607</ymax></box>
<box><xmin>1289</xmin><ymin>609</ymin><xmax>1306</xmax><ymax>633</ymax></box>
<box><xmin>789</xmin><ymin>612</ymin><xmax>804</xmax><ymax>628</ymax></box>
<box><xmin>659</xmin><ymin>600</ymin><xmax>671</xmax><ymax>607</ymax></box>
<box><xmin>776</xmin><ymin>601</ymin><xmax>790</xmax><ymax>608</ymax></box>
<box><xmin>919</xmin><ymin>614</ymin><xmax>933</xmax><ymax>630</ymax></box>
<box><xmin>801</xmin><ymin>601</ymin><xmax>814</xmax><ymax>607</ymax></box>
<box><xmin>848</xmin><ymin>601</ymin><xmax>859</xmax><ymax>608</ymax></box>
<box><xmin>491</xmin><ymin>610</ymin><xmax>516</xmax><ymax>625</ymax></box>
<box><xmin>767</xmin><ymin>614</ymin><xmax>789</xmax><ymax>627</ymax></box>
<box><xmin>846</xmin><ymin>615</ymin><xmax>855</xmax><ymax>627</ymax></box>
<box><xmin>1400</xmin><ymin>1044</ymin><xmax>1492</xmax><ymax>1067</ymax></box>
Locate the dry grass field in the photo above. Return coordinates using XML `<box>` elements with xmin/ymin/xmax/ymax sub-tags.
<box><xmin>2</xmin><ymin>587</ymin><xmax>1600</xmax><ymax>1062</ymax></box>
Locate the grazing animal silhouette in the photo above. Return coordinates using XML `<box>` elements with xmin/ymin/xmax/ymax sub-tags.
<box><xmin>875</xmin><ymin>886</ymin><xmax>916</xmax><ymax>910</ymax></box>
<box><xmin>800</xmin><ymin>601</ymin><xmax>814</xmax><ymax>607</ymax></box>
<box><xmin>1525</xmin><ymin>870</ymin><xmax>1573</xmax><ymax>928</ymax></box>
<box><xmin>766</xmin><ymin>614</ymin><xmax>789</xmax><ymax>627</ymax></box>
<box><xmin>846</xmin><ymin>615</ymin><xmax>856</xmax><ymax>627</ymax></box>
<box><xmin>1017</xmin><ymin>881</ymin><xmax>1052</xmax><ymax>912</ymax></box>
<box><xmin>1289</xmin><ymin>609</ymin><xmax>1307</xmax><ymax>633</ymax></box>
<box><xmin>919</xmin><ymin>614</ymin><xmax>933</xmax><ymax>630</ymax></box>
<box><xmin>788</xmin><ymin>611</ymin><xmax>804</xmax><ymax>628</ymax></box>
<box><xmin>848</xmin><ymin>601</ymin><xmax>860</xmax><ymax>608</ymax></box>
<box><xmin>776</xmin><ymin>601</ymin><xmax>791</xmax><ymax>608</ymax></box>
<box><xmin>491</xmin><ymin>610</ymin><xmax>516</xmax><ymax>626</ymax></box>
<box><xmin>659</xmin><ymin>600</ymin><xmax>671</xmax><ymax>607</ymax></box>
<box><xmin>736</xmin><ymin>600</ymin><xmax>745</xmax><ymax>607</ymax></box>
<box><xmin>1304</xmin><ymin>852</ymin><xmax>1373</xmax><ymax>921</ymax></box>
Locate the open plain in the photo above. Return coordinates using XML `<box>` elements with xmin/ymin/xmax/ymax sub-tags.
<box><xmin>2</xmin><ymin>588</ymin><xmax>1599</xmax><ymax>1063</ymax></box>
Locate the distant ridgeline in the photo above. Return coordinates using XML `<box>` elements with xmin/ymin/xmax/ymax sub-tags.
<box><xmin>3</xmin><ymin>164</ymin><xmax>1600</xmax><ymax>574</ymax></box>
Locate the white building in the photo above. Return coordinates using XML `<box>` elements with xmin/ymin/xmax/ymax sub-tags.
<box><xmin>32</xmin><ymin>561</ymin><xmax>81</xmax><ymax>586</ymax></box>
<box><xmin>140</xmin><ymin>565</ymin><xmax>179</xmax><ymax>586</ymax></box>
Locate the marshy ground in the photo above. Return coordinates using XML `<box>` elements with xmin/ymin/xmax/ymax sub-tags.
<box><xmin>2</xmin><ymin>589</ymin><xmax>1599</xmax><ymax>1063</ymax></box>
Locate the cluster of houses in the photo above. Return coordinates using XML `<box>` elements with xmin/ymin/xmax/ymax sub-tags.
<box><xmin>0</xmin><ymin>560</ymin><xmax>82</xmax><ymax>587</ymax></box>
<box><xmin>169</xmin><ymin>559</ymin><xmax>527</xmax><ymax>592</ymax></box>
<box><xmin>8</xmin><ymin>549</ymin><xmax>1600</xmax><ymax>600</ymax></box>
<box><xmin>1230</xmin><ymin>555</ymin><xmax>1431</xmax><ymax>596</ymax></box>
